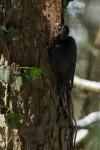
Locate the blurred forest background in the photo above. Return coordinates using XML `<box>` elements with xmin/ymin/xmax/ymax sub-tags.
<box><xmin>67</xmin><ymin>0</ymin><xmax>100</xmax><ymax>149</ymax></box>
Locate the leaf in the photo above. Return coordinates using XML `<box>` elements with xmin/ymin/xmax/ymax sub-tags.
<box><xmin>0</xmin><ymin>66</ymin><xmax>10</xmax><ymax>83</ymax></box>
<box><xmin>11</xmin><ymin>76</ymin><xmax>23</xmax><ymax>91</ymax></box>
<box><xmin>30</xmin><ymin>67</ymin><xmax>42</xmax><ymax>80</ymax></box>
<box><xmin>7</xmin><ymin>112</ymin><xmax>23</xmax><ymax>123</ymax></box>
<box><xmin>25</xmin><ymin>67</ymin><xmax>43</xmax><ymax>81</ymax></box>
<box><xmin>7</xmin><ymin>112</ymin><xmax>23</xmax><ymax>127</ymax></box>
<box><xmin>0</xmin><ymin>114</ymin><xmax>5</xmax><ymax>128</ymax></box>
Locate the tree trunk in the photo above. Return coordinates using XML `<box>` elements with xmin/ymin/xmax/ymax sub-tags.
<box><xmin>0</xmin><ymin>0</ymin><xmax>75</xmax><ymax>149</ymax></box>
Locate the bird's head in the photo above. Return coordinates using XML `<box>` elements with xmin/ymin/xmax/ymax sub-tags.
<box><xmin>58</xmin><ymin>24</ymin><xmax>69</xmax><ymax>39</ymax></box>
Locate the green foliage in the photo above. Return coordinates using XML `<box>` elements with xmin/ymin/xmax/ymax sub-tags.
<box><xmin>0</xmin><ymin>0</ymin><xmax>6</xmax><ymax>5</ymax></box>
<box><xmin>6</xmin><ymin>27</ymin><xmax>19</xmax><ymax>41</ymax></box>
<box><xmin>7</xmin><ymin>112</ymin><xmax>23</xmax><ymax>127</ymax></box>
<box><xmin>29</xmin><ymin>67</ymin><xmax>42</xmax><ymax>80</ymax></box>
<box><xmin>24</xmin><ymin>67</ymin><xmax>43</xmax><ymax>81</ymax></box>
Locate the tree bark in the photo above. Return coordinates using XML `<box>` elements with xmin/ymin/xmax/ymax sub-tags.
<box><xmin>0</xmin><ymin>0</ymin><xmax>75</xmax><ymax>149</ymax></box>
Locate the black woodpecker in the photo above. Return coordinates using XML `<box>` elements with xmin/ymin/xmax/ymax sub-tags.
<box><xmin>49</xmin><ymin>24</ymin><xmax>77</xmax><ymax>118</ymax></box>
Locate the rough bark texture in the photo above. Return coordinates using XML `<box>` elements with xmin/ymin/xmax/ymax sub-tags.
<box><xmin>0</xmin><ymin>0</ymin><xmax>75</xmax><ymax>149</ymax></box>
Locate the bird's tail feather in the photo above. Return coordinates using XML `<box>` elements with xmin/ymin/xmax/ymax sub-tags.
<box><xmin>60</xmin><ymin>85</ymin><xmax>72</xmax><ymax>120</ymax></box>
<box><xmin>59</xmin><ymin>84</ymin><xmax>76</xmax><ymax>149</ymax></box>
<box><xmin>57</xmin><ymin>78</ymin><xmax>75</xmax><ymax>123</ymax></box>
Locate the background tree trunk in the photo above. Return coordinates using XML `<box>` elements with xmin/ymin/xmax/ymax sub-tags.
<box><xmin>0</xmin><ymin>0</ymin><xmax>75</xmax><ymax>149</ymax></box>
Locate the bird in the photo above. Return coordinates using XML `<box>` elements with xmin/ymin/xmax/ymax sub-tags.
<box><xmin>49</xmin><ymin>24</ymin><xmax>77</xmax><ymax>118</ymax></box>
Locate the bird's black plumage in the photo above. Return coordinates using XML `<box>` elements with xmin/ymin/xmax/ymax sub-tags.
<box><xmin>49</xmin><ymin>25</ymin><xmax>77</xmax><ymax>118</ymax></box>
<box><xmin>49</xmin><ymin>25</ymin><xmax>77</xmax><ymax>90</ymax></box>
